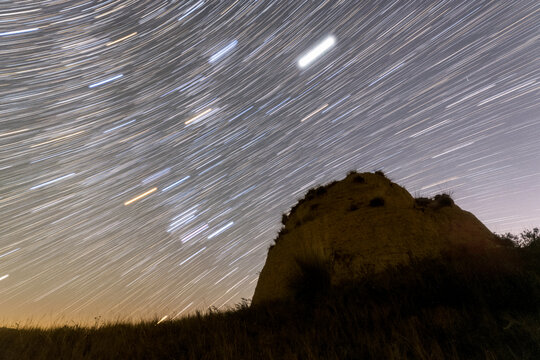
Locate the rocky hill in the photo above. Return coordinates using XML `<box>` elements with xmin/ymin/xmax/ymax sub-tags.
<box><xmin>253</xmin><ymin>171</ymin><xmax>499</xmax><ymax>305</ymax></box>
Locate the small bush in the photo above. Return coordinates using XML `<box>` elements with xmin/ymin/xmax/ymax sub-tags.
<box><xmin>305</xmin><ymin>188</ymin><xmax>317</xmax><ymax>201</ymax></box>
<box><xmin>415</xmin><ymin>197</ymin><xmax>432</xmax><ymax>207</ymax></box>
<box><xmin>521</xmin><ymin>227</ymin><xmax>540</xmax><ymax>247</ymax></box>
<box><xmin>281</xmin><ymin>213</ymin><xmax>288</xmax><ymax>225</ymax></box>
<box><xmin>289</xmin><ymin>183</ymin><xmax>334</xmax><ymax>217</ymax></box>
<box><xmin>304</xmin><ymin>186</ymin><xmax>327</xmax><ymax>201</ymax></box>
<box><xmin>374</xmin><ymin>170</ymin><xmax>386</xmax><ymax>178</ymax></box>
<box><xmin>310</xmin><ymin>204</ymin><xmax>319</xmax><ymax>211</ymax></box>
<box><xmin>497</xmin><ymin>227</ymin><xmax>540</xmax><ymax>248</ymax></box>
<box><xmin>277</xmin><ymin>227</ymin><xmax>288</xmax><ymax>237</ymax></box>
<box><xmin>369</xmin><ymin>197</ymin><xmax>385</xmax><ymax>207</ymax></box>
<box><xmin>493</xmin><ymin>232</ymin><xmax>518</xmax><ymax>247</ymax></box>
<box><xmin>289</xmin><ymin>201</ymin><xmax>302</xmax><ymax>216</ymax></box>
<box><xmin>353</xmin><ymin>175</ymin><xmax>365</xmax><ymax>183</ymax></box>
<box><xmin>325</xmin><ymin>180</ymin><xmax>338</xmax><ymax>190</ymax></box>
<box><xmin>434</xmin><ymin>193</ymin><xmax>454</xmax><ymax>208</ymax></box>
<box><xmin>348</xmin><ymin>203</ymin><xmax>359</xmax><ymax>211</ymax></box>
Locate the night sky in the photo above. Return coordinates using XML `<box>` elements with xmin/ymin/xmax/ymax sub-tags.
<box><xmin>1</xmin><ymin>1</ymin><xmax>539</xmax><ymax>326</ymax></box>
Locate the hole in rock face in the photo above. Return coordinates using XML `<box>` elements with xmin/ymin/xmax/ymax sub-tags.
<box><xmin>369</xmin><ymin>197</ymin><xmax>385</xmax><ymax>207</ymax></box>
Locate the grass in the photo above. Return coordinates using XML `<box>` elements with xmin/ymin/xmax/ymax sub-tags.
<box><xmin>1</xmin><ymin>231</ymin><xmax>539</xmax><ymax>359</ymax></box>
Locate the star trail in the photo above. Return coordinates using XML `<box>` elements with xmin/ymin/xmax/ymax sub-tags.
<box><xmin>0</xmin><ymin>1</ymin><xmax>539</xmax><ymax>326</ymax></box>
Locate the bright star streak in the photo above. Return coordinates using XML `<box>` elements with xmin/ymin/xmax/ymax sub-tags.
<box><xmin>89</xmin><ymin>74</ymin><xmax>124</xmax><ymax>88</ymax></box>
<box><xmin>103</xmin><ymin>120</ymin><xmax>136</xmax><ymax>133</ymax></box>
<box><xmin>124</xmin><ymin>187</ymin><xmax>158</xmax><ymax>206</ymax></box>
<box><xmin>156</xmin><ymin>315</ymin><xmax>168</xmax><ymax>324</ymax></box>
<box><xmin>0</xmin><ymin>9</ymin><xmax>41</xmax><ymax>17</ymax></box>
<box><xmin>0</xmin><ymin>248</ymin><xmax>20</xmax><ymax>259</ymax></box>
<box><xmin>30</xmin><ymin>131</ymin><xmax>85</xmax><ymax>148</ymax></box>
<box><xmin>298</xmin><ymin>35</ymin><xmax>336</xmax><ymax>68</ymax></box>
<box><xmin>209</xmin><ymin>40</ymin><xmax>238</xmax><ymax>63</ymax></box>
<box><xmin>0</xmin><ymin>129</ymin><xmax>30</xmax><ymax>138</ymax></box>
<box><xmin>0</xmin><ymin>28</ymin><xmax>39</xmax><ymax>36</ymax></box>
<box><xmin>300</xmin><ymin>104</ymin><xmax>329</xmax><ymax>122</ymax></box>
<box><xmin>162</xmin><ymin>176</ymin><xmax>190</xmax><ymax>192</ymax></box>
<box><xmin>208</xmin><ymin>221</ymin><xmax>234</xmax><ymax>239</ymax></box>
<box><xmin>179</xmin><ymin>247</ymin><xmax>206</xmax><ymax>266</ymax></box>
<box><xmin>106</xmin><ymin>32</ymin><xmax>137</xmax><ymax>47</ymax></box>
<box><xmin>182</xmin><ymin>224</ymin><xmax>209</xmax><ymax>243</ymax></box>
<box><xmin>185</xmin><ymin>108</ymin><xmax>213</xmax><ymax>125</ymax></box>
<box><xmin>178</xmin><ymin>1</ymin><xmax>204</xmax><ymax>21</ymax></box>
<box><xmin>30</xmin><ymin>173</ymin><xmax>76</xmax><ymax>190</ymax></box>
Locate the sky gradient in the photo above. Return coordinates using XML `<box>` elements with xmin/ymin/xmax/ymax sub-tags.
<box><xmin>1</xmin><ymin>1</ymin><xmax>539</xmax><ymax>326</ymax></box>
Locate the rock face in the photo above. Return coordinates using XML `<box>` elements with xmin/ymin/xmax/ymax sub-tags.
<box><xmin>252</xmin><ymin>171</ymin><xmax>498</xmax><ymax>305</ymax></box>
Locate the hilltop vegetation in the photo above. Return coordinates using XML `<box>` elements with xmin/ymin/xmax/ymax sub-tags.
<box><xmin>0</xmin><ymin>229</ymin><xmax>539</xmax><ymax>359</ymax></box>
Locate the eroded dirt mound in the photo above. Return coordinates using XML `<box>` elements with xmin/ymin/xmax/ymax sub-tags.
<box><xmin>252</xmin><ymin>171</ymin><xmax>498</xmax><ymax>305</ymax></box>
